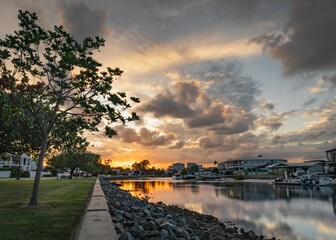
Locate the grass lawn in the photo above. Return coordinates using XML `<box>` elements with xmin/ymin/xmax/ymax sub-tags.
<box><xmin>0</xmin><ymin>178</ymin><xmax>96</xmax><ymax>240</ymax></box>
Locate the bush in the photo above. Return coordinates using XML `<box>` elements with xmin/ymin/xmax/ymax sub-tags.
<box><xmin>233</xmin><ymin>174</ymin><xmax>245</xmax><ymax>180</ymax></box>
<box><xmin>224</xmin><ymin>170</ymin><xmax>233</xmax><ymax>175</ymax></box>
<box><xmin>50</xmin><ymin>168</ymin><xmax>58</xmax><ymax>176</ymax></box>
<box><xmin>21</xmin><ymin>171</ymin><xmax>30</xmax><ymax>177</ymax></box>
<box><xmin>10</xmin><ymin>168</ymin><xmax>24</xmax><ymax>178</ymax></box>
<box><xmin>42</xmin><ymin>173</ymin><xmax>53</xmax><ymax>177</ymax></box>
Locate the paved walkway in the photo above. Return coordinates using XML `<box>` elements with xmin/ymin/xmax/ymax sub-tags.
<box><xmin>74</xmin><ymin>178</ymin><xmax>118</xmax><ymax>240</ymax></box>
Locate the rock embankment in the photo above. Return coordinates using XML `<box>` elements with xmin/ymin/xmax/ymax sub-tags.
<box><xmin>100</xmin><ymin>179</ymin><xmax>276</xmax><ymax>240</ymax></box>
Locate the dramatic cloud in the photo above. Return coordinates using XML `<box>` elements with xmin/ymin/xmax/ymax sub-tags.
<box><xmin>59</xmin><ymin>1</ymin><xmax>108</xmax><ymax>41</ymax></box>
<box><xmin>169</xmin><ymin>140</ymin><xmax>185</xmax><ymax>149</ymax></box>
<box><xmin>139</xmin><ymin>81</ymin><xmax>211</xmax><ymax>119</ymax></box>
<box><xmin>114</xmin><ymin>125</ymin><xmax>175</xmax><ymax>147</ymax></box>
<box><xmin>186</xmin><ymin>105</ymin><xmax>225</xmax><ymax>128</ymax></box>
<box><xmin>191</xmin><ymin>61</ymin><xmax>261</xmax><ymax>111</ymax></box>
<box><xmin>257</xmin><ymin>110</ymin><xmax>298</xmax><ymax>132</ymax></box>
<box><xmin>199</xmin><ymin>137</ymin><xmax>221</xmax><ymax>149</ymax></box>
<box><xmin>141</xmin><ymin>61</ymin><xmax>261</xmax><ymax>137</ymax></box>
<box><xmin>140</xmin><ymin>93</ymin><xmax>196</xmax><ymax>119</ymax></box>
<box><xmin>302</xmin><ymin>97</ymin><xmax>318</xmax><ymax>107</ymax></box>
<box><xmin>251</xmin><ymin>0</ymin><xmax>336</xmax><ymax>74</ymax></box>
<box><xmin>321</xmin><ymin>74</ymin><xmax>336</xmax><ymax>89</ymax></box>
<box><xmin>139</xmin><ymin>127</ymin><xmax>175</xmax><ymax>146</ymax></box>
<box><xmin>210</xmin><ymin>110</ymin><xmax>256</xmax><ymax>135</ymax></box>
<box><xmin>262</xmin><ymin>102</ymin><xmax>275</xmax><ymax>111</ymax></box>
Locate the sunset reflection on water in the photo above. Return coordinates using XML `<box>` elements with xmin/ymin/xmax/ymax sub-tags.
<box><xmin>112</xmin><ymin>178</ymin><xmax>336</xmax><ymax>240</ymax></box>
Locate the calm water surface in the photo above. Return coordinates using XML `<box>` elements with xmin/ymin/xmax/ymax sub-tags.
<box><xmin>113</xmin><ymin>178</ymin><xmax>336</xmax><ymax>240</ymax></box>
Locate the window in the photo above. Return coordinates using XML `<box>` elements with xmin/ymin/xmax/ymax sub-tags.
<box><xmin>27</xmin><ymin>159</ymin><xmax>30</xmax><ymax>165</ymax></box>
<box><xmin>23</xmin><ymin>158</ymin><xmax>26</xmax><ymax>165</ymax></box>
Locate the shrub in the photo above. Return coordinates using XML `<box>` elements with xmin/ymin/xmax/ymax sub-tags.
<box><xmin>224</xmin><ymin>170</ymin><xmax>233</xmax><ymax>175</ymax></box>
<box><xmin>21</xmin><ymin>171</ymin><xmax>30</xmax><ymax>177</ymax></box>
<box><xmin>10</xmin><ymin>168</ymin><xmax>24</xmax><ymax>178</ymax></box>
<box><xmin>233</xmin><ymin>174</ymin><xmax>245</xmax><ymax>180</ymax></box>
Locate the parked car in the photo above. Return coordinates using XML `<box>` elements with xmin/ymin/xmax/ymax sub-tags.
<box><xmin>57</xmin><ymin>172</ymin><xmax>70</xmax><ymax>179</ymax></box>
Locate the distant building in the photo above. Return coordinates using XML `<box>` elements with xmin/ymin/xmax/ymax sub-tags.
<box><xmin>267</xmin><ymin>161</ymin><xmax>326</xmax><ymax>175</ymax></box>
<box><xmin>0</xmin><ymin>154</ymin><xmax>37</xmax><ymax>178</ymax></box>
<box><xmin>0</xmin><ymin>154</ymin><xmax>37</xmax><ymax>171</ymax></box>
<box><xmin>186</xmin><ymin>162</ymin><xmax>197</xmax><ymax>169</ymax></box>
<box><xmin>172</xmin><ymin>163</ymin><xmax>185</xmax><ymax>171</ymax></box>
<box><xmin>326</xmin><ymin>148</ymin><xmax>336</xmax><ymax>161</ymax></box>
<box><xmin>218</xmin><ymin>157</ymin><xmax>287</xmax><ymax>175</ymax></box>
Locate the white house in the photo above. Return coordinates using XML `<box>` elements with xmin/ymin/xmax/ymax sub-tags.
<box><xmin>0</xmin><ymin>154</ymin><xmax>37</xmax><ymax>177</ymax></box>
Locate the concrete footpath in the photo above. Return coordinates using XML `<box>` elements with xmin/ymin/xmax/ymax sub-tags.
<box><xmin>74</xmin><ymin>178</ymin><xmax>118</xmax><ymax>240</ymax></box>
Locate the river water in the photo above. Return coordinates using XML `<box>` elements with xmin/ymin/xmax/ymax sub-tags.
<box><xmin>113</xmin><ymin>178</ymin><xmax>336</xmax><ymax>240</ymax></box>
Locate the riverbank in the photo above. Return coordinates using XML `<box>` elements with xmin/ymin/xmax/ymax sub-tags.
<box><xmin>100</xmin><ymin>178</ymin><xmax>277</xmax><ymax>240</ymax></box>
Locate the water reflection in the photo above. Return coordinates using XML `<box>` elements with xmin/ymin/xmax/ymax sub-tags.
<box><xmin>112</xmin><ymin>178</ymin><xmax>336</xmax><ymax>240</ymax></box>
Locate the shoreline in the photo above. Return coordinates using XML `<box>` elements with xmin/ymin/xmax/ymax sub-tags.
<box><xmin>100</xmin><ymin>178</ymin><xmax>277</xmax><ymax>240</ymax></box>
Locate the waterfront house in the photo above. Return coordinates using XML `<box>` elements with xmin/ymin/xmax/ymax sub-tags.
<box><xmin>266</xmin><ymin>161</ymin><xmax>326</xmax><ymax>176</ymax></box>
<box><xmin>326</xmin><ymin>148</ymin><xmax>336</xmax><ymax>161</ymax></box>
<box><xmin>218</xmin><ymin>157</ymin><xmax>287</xmax><ymax>175</ymax></box>
<box><xmin>324</xmin><ymin>148</ymin><xmax>336</xmax><ymax>174</ymax></box>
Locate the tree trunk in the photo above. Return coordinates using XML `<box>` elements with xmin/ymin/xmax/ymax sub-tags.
<box><xmin>29</xmin><ymin>135</ymin><xmax>48</xmax><ymax>206</ymax></box>
<box><xmin>16</xmin><ymin>159</ymin><xmax>21</xmax><ymax>180</ymax></box>
<box><xmin>69</xmin><ymin>167</ymin><xmax>76</xmax><ymax>179</ymax></box>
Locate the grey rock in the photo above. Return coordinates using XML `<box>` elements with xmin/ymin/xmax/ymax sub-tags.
<box><xmin>176</xmin><ymin>227</ymin><xmax>190</xmax><ymax>240</ymax></box>
<box><xmin>124</xmin><ymin>212</ymin><xmax>133</xmax><ymax>220</ymax></box>
<box><xmin>114</xmin><ymin>222</ymin><xmax>124</xmax><ymax>233</ymax></box>
<box><xmin>190</xmin><ymin>236</ymin><xmax>201</xmax><ymax>240</ymax></box>
<box><xmin>144</xmin><ymin>230</ymin><xmax>161</xmax><ymax>238</ymax></box>
<box><xmin>155</xmin><ymin>217</ymin><xmax>164</xmax><ymax>225</ymax></box>
<box><xmin>160</xmin><ymin>229</ymin><xmax>169</xmax><ymax>240</ymax></box>
<box><xmin>160</xmin><ymin>221</ymin><xmax>176</xmax><ymax>229</ymax></box>
<box><xmin>112</xmin><ymin>214</ymin><xmax>125</xmax><ymax>222</ymax></box>
<box><xmin>143</xmin><ymin>209</ymin><xmax>151</xmax><ymax>216</ymax></box>
<box><xmin>143</xmin><ymin>220</ymin><xmax>157</xmax><ymax>230</ymax></box>
<box><xmin>129</xmin><ymin>225</ymin><xmax>145</xmax><ymax>238</ymax></box>
<box><xmin>118</xmin><ymin>232</ymin><xmax>135</xmax><ymax>240</ymax></box>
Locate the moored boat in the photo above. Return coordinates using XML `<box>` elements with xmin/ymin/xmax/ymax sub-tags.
<box><xmin>172</xmin><ymin>173</ymin><xmax>182</xmax><ymax>180</ymax></box>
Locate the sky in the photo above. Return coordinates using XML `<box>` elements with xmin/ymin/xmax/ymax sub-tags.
<box><xmin>1</xmin><ymin>0</ymin><xmax>336</xmax><ymax>168</ymax></box>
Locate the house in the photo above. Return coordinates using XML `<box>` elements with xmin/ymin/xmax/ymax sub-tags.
<box><xmin>172</xmin><ymin>163</ymin><xmax>185</xmax><ymax>171</ymax></box>
<box><xmin>326</xmin><ymin>148</ymin><xmax>336</xmax><ymax>161</ymax></box>
<box><xmin>0</xmin><ymin>154</ymin><xmax>37</xmax><ymax>178</ymax></box>
<box><xmin>324</xmin><ymin>148</ymin><xmax>336</xmax><ymax>174</ymax></box>
<box><xmin>218</xmin><ymin>157</ymin><xmax>287</xmax><ymax>175</ymax></box>
<box><xmin>186</xmin><ymin>162</ymin><xmax>197</xmax><ymax>169</ymax></box>
<box><xmin>267</xmin><ymin>161</ymin><xmax>326</xmax><ymax>176</ymax></box>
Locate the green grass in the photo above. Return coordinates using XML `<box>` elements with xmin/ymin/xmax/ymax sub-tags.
<box><xmin>0</xmin><ymin>178</ymin><xmax>96</xmax><ymax>240</ymax></box>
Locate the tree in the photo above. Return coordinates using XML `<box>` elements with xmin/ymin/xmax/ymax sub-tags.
<box><xmin>189</xmin><ymin>164</ymin><xmax>199</xmax><ymax>173</ymax></box>
<box><xmin>0</xmin><ymin>11</ymin><xmax>140</xmax><ymax>206</ymax></box>
<box><xmin>0</xmin><ymin>94</ymin><xmax>41</xmax><ymax>156</ymax></box>
<box><xmin>48</xmin><ymin>151</ymin><xmax>100</xmax><ymax>179</ymax></box>
<box><xmin>132</xmin><ymin>159</ymin><xmax>151</xmax><ymax>175</ymax></box>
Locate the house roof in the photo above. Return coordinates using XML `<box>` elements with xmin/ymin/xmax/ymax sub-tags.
<box><xmin>325</xmin><ymin>147</ymin><xmax>336</xmax><ymax>153</ymax></box>
<box><xmin>267</xmin><ymin>162</ymin><xmax>322</xmax><ymax>168</ymax></box>
<box><xmin>266</xmin><ymin>163</ymin><xmax>288</xmax><ymax>168</ymax></box>
<box><xmin>287</xmin><ymin>162</ymin><xmax>321</xmax><ymax>167</ymax></box>
<box><xmin>219</xmin><ymin>157</ymin><xmax>287</xmax><ymax>164</ymax></box>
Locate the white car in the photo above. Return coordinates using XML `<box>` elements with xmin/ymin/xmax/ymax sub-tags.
<box><xmin>57</xmin><ymin>172</ymin><xmax>70</xmax><ymax>179</ymax></box>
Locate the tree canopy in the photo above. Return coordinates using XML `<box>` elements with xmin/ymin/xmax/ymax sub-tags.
<box><xmin>48</xmin><ymin>151</ymin><xmax>100</xmax><ymax>179</ymax></box>
<box><xmin>0</xmin><ymin>10</ymin><xmax>140</xmax><ymax>206</ymax></box>
<box><xmin>132</xmin><ymin>159</ymin><xmax>151</xmax><ymax>175</ymax></box>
